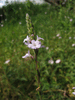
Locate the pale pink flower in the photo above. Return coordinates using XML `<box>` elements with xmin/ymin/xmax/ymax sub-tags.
<box><xmin>0</xmin><ymin>14</ymin><xmax>2</xmax><ymax>17</ymax></box>
<box><xmin>46</xmin><ymin>47</ymin><xmax>49</xmax><ymax>50</ymax></box>
<box><xmin>72</xmin><ymin>92</ymin><xmax>75</xmax><ymax>95</ymax></box>
<box><xmin>28</xmin><ymin>40</ymin><xmax>42</xmax><ymax>49</ymax></box>
<box><xmin>1</xmin><ymin>24</ymin><xmax>3</xmax><ymax>27</ymax></box>
<box><xmin>37</xmin><ymin>35</ymin><xmax>44</xmax><ymax>41</ymax></box>
<box><xmin>72</xmin><ymin>87</ymin><xmax>75</xmax><ymax>89</ymax></box>
<box><xmin>5</xmin><ymin>19</ymin><xmax>7</xmax><ymax>21</ymax></box>
<box><xmin>72</xmin><ymin>44</ymin><xmax>75</xmax><ymax>47</ymax></box>
<box><xmin>45</xmin><ymin>12</ymin><xmax>47</xmax><ymax>14</ymax></box>
<box><xmin>59</xmin><ymin>37</ymin><xmax>62</xmax><ymax>39</ymax></box>
<box><xmin>23</xmin><ymin>35</ymin><xmax>31</xmax><ymax>45</ymax></box>
<box><xmin>48</xmin><ymin>59</ymin><xmax>54</xmax><ymax>64</ymax></box>
<box><xmin>56</xmin><ymin>34</ymin><xmax>60</xmax><ymax>37</ymax></box>
<box><xmin>4</xmin><ymin>60</ymin><xmax>10</xmax><ymax>64</ymax></box>
<box><xmin>19</xmin><ymin>22</ymin><xmax>21</xmax><ymax>24</ymax></box>
<box><xmin>55</xmin><ymin>59</ymin><xmax>61</xmax><ymax>64</ymax></box>
<box><xmin>69</xmin><ymin>37</ymin><xmax>71</xmax><ymax>39</ymax></box>
<box><xmin>19</xmin><ymin>7</ymin><xmax>21</xmax><ymax>10</ymax></box>
<box><xmin>22</xmin><ymin>51</ymin><xmax>31</xmax><ymax>58</ymax></box>
<box><xmin>70</xmin><ymin>19</ymin><xmax>72</xmax><ymax>22</ymax></box>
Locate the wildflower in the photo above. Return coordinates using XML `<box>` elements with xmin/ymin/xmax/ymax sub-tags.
<box><xmin>69</xmin><ymin>37</ymin><xmax>71</xmax><ymax>39</ymax></box>
<box><xmin>46</xmin><ymin>47</ymin><xmax>49</xmax><ymax>50</ymax></box>
<box><xmin>12</xmin><ymin>40</ymin><xmax>14</xmax><ymax>42</ymax></box>
<box><xmin>45</xmin><ymin>12</ymin><xmax>47</xmax><ymax>14</ymax></box>
<box><xmin>59</xmin><ymin>37</ymin><xmax>62</xmax><ymax>39</ymax></box>
<box><xmin>72</xmin><ymin>91</ymin><xmax>75</xmax><ymax>95</ymax></box>
<box><xmin>1</xmin><ymin>24</ymin><xmax>3</xmax><ymax>27</ymax></box>
<box><xmin>23</xmin><ymin>35</ymin><xmax>31</xmax><ymax>45</ymax></box>
<box><xmin>48</xmin><ymin>59</ymin><xmax>54</xmax><ymax>64</ymax></box>
<box><xmin>72</xmin><ymin>87</ymin><xmax>75</xmax><ymax>89</ymax></box>
<box><xmin>22</xmin><ymin>51</ymin><xmax>31</xmax><ymax>58</ymax></box>
<box><xmin>19</xmin><ymin>7</ymin><xmax>21</xmax><ymax>10</ymax></box>
<box><xmin>0</xmin><ymin>14</ymin><xmax>2</xmax><ymax>17</ymax></box>
<box><xmin>28</xmin><ymin>40</ymin><xmax>42</xmax><ymax>49</ymax></box>
<box><xmin>72</xmin><ymin>87</ymin><xmax>75</xmax><ymax>95</ymax></box>
<box><xmin>19</xmin><ymin>22</ymin><xmax>21</xmax><ymax>24</ymax></box>
<box><xmin>31</xmin><ymin>34</ymin><xmax>34</xmax><ymax>36</ymax></box>
<box><xmin>74</xmin><ymin>37</ymin><xmax>75</xmax><ymax>39</ymax></box>
<box><xmin>56</xmin><ymin>34</ymin><xmax>60</xmax><ymax>37</ymax></box>
<box><xmin>4</xmin><ymin>60</ymin><xmax>10</xmax><ymax>64</ymax></box>
<box><xmin>37</xmin><ymin>35</ymin><xmax>44</xmax><ymax>41</ymax></box>
<box><xmin>70</xmin><ymin>19</ymin><xmax>72</xmax><ymax>22</ymax></box>
<box><xmin>72</xmin><ymin>44</ymin><xmax>75</xmax><ymax>47</ymax></box>
<box><xmin>5</xmin><ymin>19</ymin><xmax>7</xmax><ymax>21</ymax></box>
<box><xmin>55</xmin><ymin>59</ymin><xmax>61</xmax><ymax>64</ymax></box>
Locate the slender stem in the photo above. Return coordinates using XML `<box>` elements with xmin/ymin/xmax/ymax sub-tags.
<box><xmin>34</xmin><ymin>49</ymin><xmax>42</xmax><ymax>100</ymax></box>
<box><xmin>35</xmin><ymin>49</ymin><xmax>40</xmax><ymax>87</ymax></box>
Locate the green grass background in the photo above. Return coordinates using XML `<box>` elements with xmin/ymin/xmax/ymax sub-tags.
<box><xmin>0</xmin><ymin>0</ymin><xmax>75</xmax><ymax>99</ymax></box>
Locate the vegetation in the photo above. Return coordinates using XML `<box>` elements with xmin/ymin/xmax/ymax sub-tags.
<box><xmin>0</xmin><ymin>0</ymin><xmax>75</xmax><ymax>99</ymax></box>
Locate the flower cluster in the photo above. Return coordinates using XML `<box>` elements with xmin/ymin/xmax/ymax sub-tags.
<box><xmin>26</xmin><ymin>13</ymin><xmax>34</xmax><ymax>35</ymax></box>
<box><xmin>22</xmin><ymin>35</ymin><xmax>44</xmax><ymax>58</ymax></box>
<box><xmin>22</xmin><ymin>13</ymin><xmax>44</xmax><ymax>59</ymax></box>
<box><xmin>48</xmin><ymin>59</ymin><xmax>61</xmax><ymax>64</ymax></box>
<box><xmin>72</xmin><ymin>87</ymin><xmax>75</xmax><ymax>95</ymax></box>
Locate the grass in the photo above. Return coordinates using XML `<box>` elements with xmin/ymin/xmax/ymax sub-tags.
<box><xmin>0</xmin><ymin>0</ymin><xmax>75</xmax><ymax>99</ymax></box>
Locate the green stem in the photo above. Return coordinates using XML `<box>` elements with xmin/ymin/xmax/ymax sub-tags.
<box><xmin>35</xmin><ymin>49</ymin><xmax>40</xmax><ymax>87</ymax></box>
<box><xmin>34</xmin><ymin>49</ymin><xmax>42</xmax><ymax>100</ymax></box>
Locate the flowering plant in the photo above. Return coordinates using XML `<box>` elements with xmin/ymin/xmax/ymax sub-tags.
<box><xmin>23</xmin><ymin>35</ymin><xmax>44</xmax><ymax>50</ymax></box>
<box><xmin>22</xmin><ymin>13</ymin><xmax>44</xmax><ymax>99</ymax></box>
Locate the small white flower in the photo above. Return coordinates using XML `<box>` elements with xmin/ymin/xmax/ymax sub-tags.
<box><xmin>28</xmin><ymin>40</ymin><xmax>42</xmax><ymax>49</ymax></box>
<box><xmin>56</xmin><ymin>34</ymin><xmax>60</xmax><ymax>37</ymax></box>
<box><xmin>1</xmin><ymin>24</ymin><xmax>3</xmax><ymax>27</ymax></box>
<box><xmin>72</xmin><ymin>44</ymin><xmax>75</xmax><ymax>47</ymax></box>
<box><xmin>26</xmin><ymin>13</ymin><xmax>29</xmax><ymax>18</ymax></box>
<box><xmin>69</xmin><ymin>37</ymin><xmax>71</xmax><ymax>39</ymax></box>
<box><xmin>46</xmin><ymin>47</ymin><xmax>49</xmax><ymax>50</ymax></box>
<box><xmin>48</xmin><ymin>59</ymin><xmax>54</xmax><ymax>64</ymax></box>
<box><xmin>45</xmin><ymin>12</ymin><xmax>47</xmax><ymax>14</ymax></box>
<box><xmin>4</xmin><ymin>60</ymin><xmax>10</xmax><ymax>64</ymax></box>
<box><xmin>22</xmin><ymin>51</ymin><xmax>31</xmax><ymax>58</ymax></box>
<box><xmin>74</xmin><ymin>37</ymin><xmax>75</xmax><ymax>39</ymax></box>
<box><xmin>68</xmin><ymin>17</ymin><xmax>70</xmax><ymax>19</ymax></box>
<box><xmin>37</xmin><ymin>35</ymin><xmax>44</xmax><ymax>41</ymax></box>
<box><xmin>72</xmin><ymin>92</ymin><xmax>75</xmax><ymax>95</ymax></box>
<box><xmin>19</xmin><ymin>7</ymin><xmax>21</xmax><ymax>10</ymax></box>
<box><xmin>70</xmin><ymin>19</ymin><xmax>72</xmax><ymax>22</ymax></box>
<box><xmin>5</xmin><ymin>19</ymin><xmax>7</xmax><ymax>21</ymax></box>
<box><xmin>19</xmin><ymin>22</ymin><xmax>21</xmax><ymax>24</ymax></box>
<box><xmin>12</xmin><ymin>39</ymin><xmax>14</xmax><ymax>42</ymax></box>
<box><xmin>72</xmin><ymin>87</ymin><xmax>75</xmax><ymax>89</ymax></box>
<box><xmin>23</xmin><ymin>35</ymin><xmax>31</xmax><ymax>45</ymax></box>
<box><xmin>55</xmin><ymin>59</ymin><xmax>61</xmax><ymax>64</ymax></box>
<box><xmin>31</xmin><ymin>34</ymin><xmax>34</xmax><ymax>36</ymax></box>
<box><xmin>59</xmin><ymin>37</ymin><xmax>62</xmax><ymax>39</ymax></box>
<box><xmin>0</xmin><ymin>14</ymin><xmax>2</xmax><ymax>17</ymax></box>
